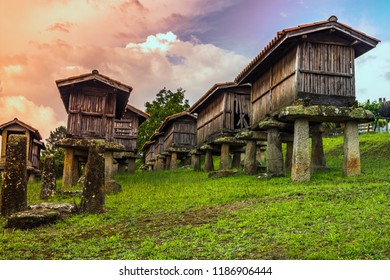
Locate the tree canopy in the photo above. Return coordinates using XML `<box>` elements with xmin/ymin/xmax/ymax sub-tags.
<box><xmin>42</xmin><ymin>125</ymin><xmax>67</xmax><ymax>177</ymax></box>
<box><xmin>137</xmin><ymin>87</ymin><xmax>190</xmax><ymax>151</ymax></box>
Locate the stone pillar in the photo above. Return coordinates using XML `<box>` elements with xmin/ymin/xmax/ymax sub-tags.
<box><xmin>204</xmin><ymin>150</ymin><xmax>214</xmax><ymax>172</ymax></box>
<box><xmin>291</xmin><ymin>118</ymin><xmax>310</xmax><ymax>182</ymax></box>
<box><xmin>80</xmin><ymin>142</ymin><xmax>105</xmax><ymax>213</ymax></box>
<box><xmin>343</xmin><ymin>121</ymin><xmax>361</xmax><ymax>176</ymax></box>
<box><xmin>244</xmin><ymin>140</ymin><xmax>257</xmax><ymax>175</ymax></box>
<box><xmin>1</xmin><ymin>135</ymin><xmax>28</xmax><ymax>216</ymax></box>
<box><xmin>266</xmin><ymin>128</ymin><xmax>284</xmax><ymax>176</ymax></box>
<box><xmin>118</xmin><ymin>162</ymin><xmax>127</xmax><ymax>173</ymax></box>
<box><xmin>62</xmin><ymin>148</ymin><xmax>79</xmax><ymax>188</ymax></box>
<box><xmin>220</xmin><ymin>143</ymin><xmax>230</xmax><ymax>170</ymax></box>
<box><xmin>232</xmin><ymin>152</ymin><xmax>241</xmax><ymax>168</ymax></box>
<box><xmin>285</xmin><ymin>142</ymin><xmax>293</xmax><ymax>172</ymax></box>
<box><xmin>165</xmin><ymin>155</ymin><xmax>171</xmax><ymax>170</ymax></box>
<box><xmin>191</xmin><ymin>153</ymin><xmax>201</xmax><ymax>171</ymax></box>
<box><xmin>128</xmin><ymin>158</ymin><xmax>136</xmax><ymax>174</ymax></box>
<box><xmin>170</xmin><ymin>152</ymin><xmax>178</xmax><ymax>169</ymax></box>
<box><xmin>104</xmin><ymin>151</ymin><xmax>114</xmax><ymax>182</ymax></box>
<box><xmin>40</xmin><ymin>155</ymin><xmax>56</xmax><ymax>199</ymax></box>
<box><xmin>311</xmin><ymin>124</ymin><xmax>326</xmax><ymax>171</ymax></box>
<box><xmin>156</xmin><ymin>155</ymin><xmax>165</xmax><ymax>171</ymax></box>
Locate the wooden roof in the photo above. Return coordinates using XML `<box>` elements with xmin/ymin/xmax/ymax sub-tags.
<box><xmin>157</xmin><ymin>111</ymin><xmax>197</xmax><ymax>133</ymax></box>
<box><xmin>56</xmin><ymin>70</ymin><xmax>132</xmax><ymax>119</ymax></box>
<box><xmin>124</xmin><ymin>104</ymin><xmax>150</xmax><ymax>124</ymax></box>
<box><xmin>0</xmin><ymin>118</ymin><xmax>45</xmax><ymax>148</ymax></box>
<box><xmin>189</xmin><ymin>82</ymin><xmax>250</xmax><ymax>113</ymax></box>
<box><xmin>235</xmin><ymin>16</ymin><xmax>380</xmax><ymax>84</ymax></box>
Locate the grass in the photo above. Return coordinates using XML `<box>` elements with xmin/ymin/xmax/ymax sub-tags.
<box><xmin>0</xmin><ymin>133</ymin><xmax>389</xmax><ymax>259</ymax></box>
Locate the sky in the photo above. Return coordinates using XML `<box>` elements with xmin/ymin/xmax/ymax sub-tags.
<box><xmin>1</xmin><ymin>0</ymin><xmax>389</xmax><ymax>140</ymax></box>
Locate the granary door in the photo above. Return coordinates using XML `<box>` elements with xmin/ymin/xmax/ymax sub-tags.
<box><xmin>233</xmin><ymin>94</ymin><xmax>250</xmax><ymax>131</ymax></box>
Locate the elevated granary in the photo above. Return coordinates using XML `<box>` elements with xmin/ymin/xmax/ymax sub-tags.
<box><xmin>234</xmin><ymin>16</ymin><xmax>379</xmax><ymax>181</ymax></box>
<box><xmin>56</xmin><ymin>70</ymin><xmax>132</xmax><ymax>188</ymax></box>
<box><xmin>189</xmin><ymin>82</ymin><xmax>251</xmax><ymax>172</ymax></box>
<box><xmin>0</xmin><ymin>118</ymin><xmax>45</xmax><ymax>179</ymax></box>
<box><xmin>56</xmin><ymin>70</ymin><xmax>132</xmax><ymax>141</ymax></box>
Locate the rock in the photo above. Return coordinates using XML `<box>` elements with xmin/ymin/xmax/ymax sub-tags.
<box><xmin>5</xmin><ymin>208</ymin><xmax>61</xmax><ymax>229</ymax></box>
<box><xmin>29</xmin><ymin>202</ymin><xmax>77</xmax><ymax>215</ymax></box>
<box><xmin>105</xmin><ymin>180</ymin><xmax>122</xmax><ymax>194</ymax></box>
<box><xmin>208</xmin><ymin>170</ymin><xmax>238</xmax><ymax>178</ymax></box>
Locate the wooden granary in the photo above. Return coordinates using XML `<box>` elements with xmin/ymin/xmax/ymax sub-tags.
<box><xmin>0</xmin><ymin>118</ymin><xmax>45</xmax><ymax>179</ymax></box>
<box><xmin>56</xmin><ymin>70</ymin><xmax>132</xmax><ymax>187</ymax></box>
<box><xmin>189</xmin><ymin>82</ymin><xmax>251</xmax><ymax>171</ymax></box>
<box><xmin>142</xmin><ymin>112</ymin><xmax>197</xmax><ymax>171</ymax></box>
<box><xmin>235</xmin><ymin>16</ymin><xmax>379</xmax><ymax>180</ymax></box>
<box><xmin>113</xmin><ymin>104</ymin><xmax>149</xmax><ymax>152</ymax></box>
<box><xmin>159</xmin><ymin>112</ymin><xmax>197</xmax><ymax>169</ymax></box>
<box><xmin>113</xmin><ymin>104</ymin><xmax>149</xmax><ymax>173</ymax></box>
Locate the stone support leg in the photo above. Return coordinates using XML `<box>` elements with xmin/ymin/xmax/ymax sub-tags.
<box><xmin>343</xmin><ymin>121</ymin><xmax>361</xmax><ymax>176</ymax></box>
<box><xmin>104</xmin><ymin>151</ymin><xmax>114</xmax><ymax>182</ymax></box>
<box><xmin>311</xmin><ymin>124</ymin><xmax>326</xmax><ymax>171</ymax></box>
<box><xmin>128</xmin><ymin>158</ymin><xmax>136</xmax><ymax>174</ymax></box>
<box><xmin>244</xmin><ymin>140</ymin><xmax>257</xmax><ymax>175</ymax></box>
<box><xmin>118</xmin><ymin>162</ymin><xmax>127</xmax><ymax>173</ymax></box>
<box><xmin>170</xmin><ymin>152</ymin><xmax>177</xmax><ymax>169</ymax></box>
<box><xmin>285</xmin><ymin>142</ymin><xmax>293</xmax><ymax>172</ymax></box>
<box><xmin>156</xmin><ymin>156</ymin><xmax>165</xmax><ymax>171</ymax></box>
<box><xmin>266</xmin><ymin>128</ymin><xmax>284</xmax><ymax>176</ymax></box>
<box><xmin>220</xmin><ymin>143</ymin><xmax>230</xmax><ymax>170</ymax></box>
<box><xmin>62</xmin><ymin>148</ymin><xmax>79</xmax><ymax>188</ymax></box>
<box><xmin>192</xmin><ymin>154</ymin><xmax>201</xmax><ymax>171</ymax></box>
<box><xmin>291</xmin><ymin>118</ymin><xmax>310</xmax><ymax>182</ymax></box>
<box><xmin>204</xmin><ymin>150</ymin><xmax>214</xmax><ymax>172</ymax></box>
<box><xmin>232</xmin><ymin>152</ymin><xmax>241</xmax><ymax>168</ymax></box>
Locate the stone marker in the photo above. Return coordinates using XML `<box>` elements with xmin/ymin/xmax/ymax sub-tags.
<box><xmin>343</xmin><ymin>121</ymin><xmax>361</xmax><ymax>176</ymax></box>
<box><xmin>1</xmin><ymin>135</ymin><xmax>28</xmax><ymax>216</ymax></box>
<box><xmin>40</xmin><ymin>154</ymin><xmax>57</xmax><ymax>199</ymax></box>
<box><xmin>80</xmin><ymin>142</ymin><xmax>106</xmax><ymax>213</ymax></box>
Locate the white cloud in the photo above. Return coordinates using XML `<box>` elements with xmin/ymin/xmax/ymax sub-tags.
<box><xmin>126</xmin><ymin>32</ymin><xmax>177</xmax><ymax>53</ymax></box>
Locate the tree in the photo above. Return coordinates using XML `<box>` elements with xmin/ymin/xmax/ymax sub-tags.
<box><xmin>137</xmin><ymin>88</ymin><xmax>190</xmax><ymax>151</ymax></box>
<box><xmin>42</xmin><ymin>125</ymin><xmax>67</xmax><ymax>178</ymax></box>
<box><xmin>359</xmin><ymin>99</ymin><xmax>387</xmax><ymax>131</ymax></box>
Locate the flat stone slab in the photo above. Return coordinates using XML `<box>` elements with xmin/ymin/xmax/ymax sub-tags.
<box><xmin>5</xmin><ymin>209</ymin><xmax>61</xmax><ymax>229</ymax></box>
<box><xmin>279</xmin><ymin>105</ymin><xmax>375</xmax><ymax>122</ymax></box>
<box><xmin>57</xmin><ymin>138</ymin><xmax>125</xmax><ymax>152</ymax></box>
<box><xmin>208</xmin><ymin>170</ymin><xmax>239</xmax><ymax>178</ymax></box>
<box><xmin>214</xmin><ymin>137</ymin><xmax>246</xmax><ymax>146</ymax></box>
<box><xmin>29</xmin><ymin>202</ymin><xmax>77</xmax><ymax>215</ymax></box>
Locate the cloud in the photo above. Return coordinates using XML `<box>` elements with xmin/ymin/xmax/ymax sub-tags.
<box><xmin>0</xmin><ymin>96</ymin><xmax>66</xmax><ymax>140</ymax></box>
<box><xmin>47</xmin><ymin>22</ymin><xmax>76</xmax><ymax>33</ymax></box>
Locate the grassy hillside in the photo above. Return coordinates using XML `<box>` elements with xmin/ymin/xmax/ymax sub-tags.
<box><xmin>0</xmin><ymin>133</ymin><xmax>389</xmax><ymax>259</ymax></box>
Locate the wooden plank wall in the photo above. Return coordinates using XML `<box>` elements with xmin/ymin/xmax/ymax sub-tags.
<box><xmin>298</xmin><ymin>42</ymin><xmax>354</xmax><ymax>98</ymax></box>
<box><xmin>172</xmin><ymin>120</ymin><xmax>196</xmax><ymax>148</ymax></box>
<box><xmin>196</xmin><ymin>94</ymin><xmax>225</xmax><ymax>146</ymax></box>
<box><xmin>67</xmin><ymin>90</ymin><xmax>117</xmax><ymax>141</ymax></box>
<box><xmin>251</xmin><ymin>47</ymin><xmax>297</xmax><ymax>124</ymax></box>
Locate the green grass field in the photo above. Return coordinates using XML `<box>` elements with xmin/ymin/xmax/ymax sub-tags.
<box><xmin>0</xmin><ymin>133</ymin><xmax>389</xmax><ymax>260</ymax></box>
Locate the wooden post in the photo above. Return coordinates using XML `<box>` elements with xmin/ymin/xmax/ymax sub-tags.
<box><xmin>204</xmin><ymin>150</ymin><xmax>214</xmax><ymax>172</ymax></box>
<box><xmin>220</xmin><ymin>143</ymin><xmax>230</xmax><ymax>170</ymax></box>
<box><xmin>244</xmin><ymin>140</ymin><xmax>257</xmax><ymax>175</ymax></box>
<box><xmin>170</xmin><ymin>152</ymin><xmax>178</xmax><ymax>169</ymax></box>
<box><xmin>343</xmin><ymin>121</ymin><xmax>361</xmax><ymax>176</ymax></box>
<box><xmin>291</xmin><ymin>118</ymin><xmax>310</xmax><ymax>182</ymax></box>
<box><xmin>266</xmin><ymin>128</ymin><xmax>284</xmax><ymax>176</ymax></box>
<box><xmin>311</xmin><ymin>124</ymin><xmax>326</xmax><ymax>171</ymax></box>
